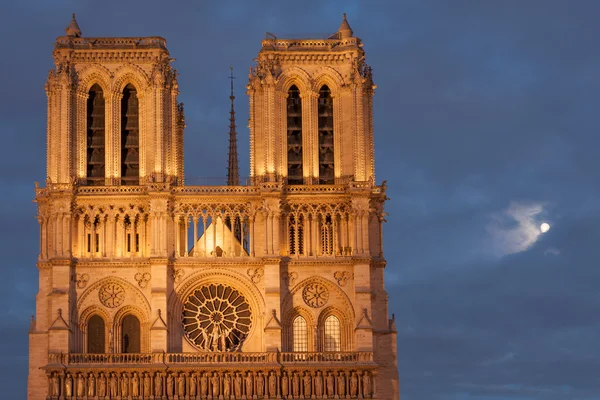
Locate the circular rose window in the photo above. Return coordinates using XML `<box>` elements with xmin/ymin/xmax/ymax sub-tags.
<box><xmin>182</xmin><ymin>283</ymin><xmax>252</xmax><ymax>351</ymax></box>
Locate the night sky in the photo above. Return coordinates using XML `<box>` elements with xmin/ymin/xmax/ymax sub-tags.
<box><xmin>1</xmin><ymin>1</ymin><xmax>598</xmax><ymax>399</ymax></box>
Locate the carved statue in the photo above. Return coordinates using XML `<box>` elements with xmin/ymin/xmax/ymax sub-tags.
<box><xmin>155</xmin><ymin>373</ymin><xmax>163</xmax><ymax>397</ymax></box>
<box><xmin>144</xmin><ymin>373</ymin><xmax>152</xmax><ymax>397</ymax></box>
<box><xmin>200</xmin><ymin>327</ymin><xmax>209</xmax><ymax>350</ymax></box>
<box><xmin>211</xmin><ymin>325</ymin><xmax>220</xmax><ymax>351</ymax></box>
<box><xmin>362</xmin><ymin>372</ymin><xmax>371</xmax><ymax>397</ymax></box>
<box><xmin>268</xmin><ymin>372</ymin><xmax>277</xmax><ymax>397</ymax></box>
<box><xmin>314</xmin><ymin>371</ymin><xmax>323</xmax><ymax>397</ymax></box>
<box><xmin>234</xmin><ymin>373</ymin><xmax>242</xmax><ymax>398</ymax></box>
<box><xmin>245</xmin><ymin>372</ymin><xmax>253</xmax><ymax>397</ymax></box>
<box><xmin>281</xmin><ymin>372</ymin><xmax>289</xmax><ymax>397</ymax></box>
<box><xmin>337</xmin><ymin>373</ymin><xmax>345</xmax><ymax>397</ymax></box>
<box><xmin>167</xmin><ymin>373</ymin><xmax>174</xmax><ymax>397</ymax></box>
<box><xmin>87</xmin><ymin>373</ymin><xmax>95</xmax><ymax>397</ymax></box>
<box><xmin>220</xmin><ymin>327</ymin><xmax>228</xmax><ymax>350</ymax></box>
<box><xmin>121</xmin><ymin>373</ymin><xmax>129</xmax><ymax>397</ymax></box>
<box><xmin>303</xmin><ymin>373</ymin><xmax>311</xmax><ymax>397</ymax></box>
<box><xmin>110</xmin><ymin>373</ymin><xmax>119</xmax><ymax>397</ymax></box>
<box><xmin>64</xmin><ymin>374</ymin><xmax>72</xmax><ymax>398</ymax></box>
<box><xmin>211</xmin><ymin>373</ymin><xmax>220</xmax><ymax>397</ymax></box>
<box><xmin>131</xmin><ymin>373</ymin><xmax>139</xmax><ymax>397</ymax></box>
<box><xmin>178</xmin><ymin>373</ymin><xmax>185</xmax><ymax>396</ymax></box>
<box><xmin>189</xmin><ymin>373</ymin><xmax>197</xmax><ymax>397</ymax></box>
<box><xmin>223</xmin><ymin>373</ymin><xmax>231</xmax><ymax>397</ymax></box>
<box><xmin>350</xmin><ymin>373</ymin><xmax>358</xmax><ymax>397</ymax></box>
<box><xmin>326</xmin><ymin>373</ymin><xmax>334</xmax><ymax>397</ymax></box>
<box><xmin>51</xmin><ymin>373</ymin><xmax>60</xmax><ymax>396</ymax></box>
<box><xmin>256</xmin><ymin>372</ymin><xmax>264</xmax><ymax>396</ymax></box>
<box><xmin>98</xmin><ymin>373</ymin><xmax>106</xmax><ymax>397</ymax></box>
<box><xmin>292</xmin><ymin>372</ymin><xmax>299</xmax><ymax>398</ymax></box>
<box><xmin>200</xmin><ymin>373</ymin><xmax>208</xmax><ymax>396</ymax></box>
<box><xmin>77</xmin><ymin>373</ymin><xmax>85</xmax><ymax>397</ymax></box>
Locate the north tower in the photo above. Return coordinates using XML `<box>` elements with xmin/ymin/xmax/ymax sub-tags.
<box><xmin>28</xmin><ymin>14</ymin><xmax>399</xmax><ymax>399</ymax></box>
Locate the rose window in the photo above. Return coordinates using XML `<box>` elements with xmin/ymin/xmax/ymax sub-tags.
<box><xmin>182</xmin><ymin>283</ymin><xmax>252</xmax><ymax>352</ymax></box>
<box><xmin>98</xmin><ymin>283</ymin><xmax>125</xmax><ymax>308</ymax></box>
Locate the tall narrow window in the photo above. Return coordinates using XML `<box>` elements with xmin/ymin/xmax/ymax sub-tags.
<box><xmin>292</xmin><ymin>316</ymin><xmax>308</xmax><ymax>352</ymax></box>
<box><xmin>121</xmin><ymin>315</ymin><xmax>141</xmax><ymax>353</ymax></box>
<box><xmin>121</xmin><ymin>84</ymin><xmax>139</xmax><ymax>185</ymax></box>
<box><xmin>287</xmin><ymin>85</ymin><xmax>303</xmax><ymax>184</ymax></box>
<box><xmin>289</xmin><ymin>214</ymin><xmax>305</xmax><ymax>256</ymax></box>
<box><xmin>318</xmin><ymin>85</ymin><xmax>334</xmax><ymax>184</ymax></box>
<box><xmin>87</xmin><ymin>315</ymin><xmax>105</xmax><ymax>353</ymax></box>
<box><xmin>86</xmin><ymin>84</ymin><xmax>105</xmax><ymax>185</ymax></box>
<box><xmin>320</xmin><ymin>215</ymin><xmax>334</xmax><ymax>255</ymax></box>
<box><xmin>323</xmin><ymin>315</ymin><xmax>341</xmax><ymax>352</ymax></box>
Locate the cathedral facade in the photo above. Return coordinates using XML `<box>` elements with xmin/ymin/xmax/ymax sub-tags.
<box><xmin>28</xmin><ymin>14</ymin><xmax>399</xmax><ymax>399</ymax></box>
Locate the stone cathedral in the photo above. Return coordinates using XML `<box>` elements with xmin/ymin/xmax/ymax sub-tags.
<box><xmin>28</xmin><ymin>14</ymin><xmax>399</xmax><ymax>400</ymax></box>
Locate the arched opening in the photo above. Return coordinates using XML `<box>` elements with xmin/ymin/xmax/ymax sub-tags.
<box><xmin>323</xmin><ymin>315</ymin><xmax>341</xmax><ymax>352</ymax></box>
<box><xmin>287</xmin><ymin>85</ymin><xmax>303</xmax><ymax>184</ymax></box>
<box><xmin>121</xmin><ymin>314</ymin><xmax>141</xmax><ymax>353</ymax></box>
<box><xmin>86</xmin><ymin>84</ymin><xmax>105</xmax><ymax>185</ymax></box>
<box><xmin>318</xmin><ymin>85</ymin><xmax>334</xmax><ymax>184</ymax></box>
<box><xmin>87</xmin><ymin>314</ymin><xmax>105</xmax><ymax>353</ymax></box>
<box><xmin>292</xmin><ymin>315</ymin><xmax>308</xmax><ymax>352</ymax></box>
<box><xmin>121</xmin><ymin>84</ymin><xmax>140</xmax><ymax>185</ymax></box>
<box><xmin>289</xmin><ymin>214</ymin><xmax>305</xmax><ymax>256</ymax></box>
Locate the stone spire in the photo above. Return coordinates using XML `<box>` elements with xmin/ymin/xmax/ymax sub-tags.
<box><xmin>337</xmin><ymin>13</ymin><xmax>353</xmax><ymax>39</ymax></box>
<box><xmin>227</xmin><ymin>66</ymin><xmax>240</xmax><ymax>186</ymax></box>
<box><xmin>65</xmin><ymin>13</ymin><xmax>82</xmax><ymax>37</ymax></box>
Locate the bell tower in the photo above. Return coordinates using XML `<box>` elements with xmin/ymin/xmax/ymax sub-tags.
<box><xmin>248</xmin><ymin>14</ymin><xmax>375</xmax><ymax>185</ymax></box>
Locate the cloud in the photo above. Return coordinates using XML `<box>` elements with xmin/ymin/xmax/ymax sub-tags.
<box><xmin>486</xmin><ymin>202</ymin><xmax>547</xmax><ymax>257</ymax></box>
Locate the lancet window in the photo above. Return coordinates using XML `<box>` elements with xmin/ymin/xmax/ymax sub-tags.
<box><xmin>121</xmin><ymin>315</ymin><xmax>141</xmax><ymax>353</ymax></box>
<box><xmin>121</xmin><ymin>84</ymin><xmax>140</xmax><ymax>185</ymax></box>
<box><xmin>292</xmin><ymin>316</ymin><xmax>308</xmax><ymax>352</ymax></box>
<box><xmin>323</xmin><ymin>315</ymin><xmax>341</xmax><ymax>352</ymax></box>
<box><xmin>87</xmin><ymin>315</ymin><xmax>105</xmax><ymax>354</ymax></box>
<box><xmin>287</xmin><ymin>85</ymin><xmax>303</xmax><ymax>184</ymax></box>
<box><xmin>288</xmin><ymin>214</ymin><xmax>305</xmax><ymax>255</ymax></box>
<box><xmin>320</xmin><ymin>214</ymin><xmax>334</xmax><ymax>255</ymax></box>
<box><xmin>86</xmin><ymin>84</ymin><xmax>105</xmax><ymax>185</ymax></box>
<box><xmin>318</xmin><ymin>85</ymin><xmax>334</xmax><ymax>184</ymax></box>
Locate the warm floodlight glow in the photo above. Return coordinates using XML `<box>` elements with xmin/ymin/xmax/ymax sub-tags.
<box><xmin>540</xmin><ymin>223</ymin><xmax>550</xmax><ymax>233</ymax></box>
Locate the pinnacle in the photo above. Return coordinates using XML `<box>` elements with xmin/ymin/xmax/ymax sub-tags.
<box><xmin>338</xmin><ymin>13</ymin><xmax>353</xmax><ymax>39</ymax></box>
<box><xmin>65</xmin><ymin>13</ymin><xmax>82</xmax><ymax>37</ymax></box>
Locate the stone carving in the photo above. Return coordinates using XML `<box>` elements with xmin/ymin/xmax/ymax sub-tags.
<box><xmin>303</xmin><ymin>282</ymin><xmax>329</xmax><ymax>308</ymax></box>
<box><xmin>333</xmin><ymin>270</ymin><xmax>352</xmax><ymax>287</ymax></box>
<box><xmin>326</xmin><ymin>372</ymin><xmax>334</xmax><ymax>397</ymax></box>
<box><xmin>121</xmin><ymin>373</ymin><xmax>129</xmax><ymax>397</ymax></box>
<box><xmin>281</xmin><ymin>371</ymin><xmax>289</xmax><ymax>397</ymax></box>
<box><xmin>189</xmin><ymin>373</ymin><xmax>197</xmax><ymax>397</ymax></box>
<box><xmin>134</xmin><ymin>272</ymin><xmax>151</xmax><ymax>288</ymax></box>
<box><xmin>315</xmin><ymin>371</ymin><xmax>323</xmax><ymax>397</ymax></box>
<box><xmin>98</xmin><ymin>282</ymin><xmax>125</xmax><ymax>308</ymax></box>
<box><xmin>65</xmin><ymin>374</ymin><xmax>72</xmax><ymax>397</ymax></box>
<box><xmin>77</xmin><ymin>373</ymin><xmax>85</xmax><ymax>397</ymax></box>
<box><xmin>350</xmin><ymin>372</ymin><xmax>358</xmax><ymax>397</ymax></box>
<box><xmin>74</xmin><ymin>273</ymin><xmax>89</xmax><ymax>289</ymax></box>
<box><xmin>144</xmin><ymin>373</ymin><xmax>151</xmax><ymax>397</ymax></box>
<box><xmin>256</xmin><ymin>372</ymin><xmax>264</xmax><ymax>396</ymax></box>
<box><xmin>111</xmin><ymin>373</ymin><xmax>119</xmax><ymax>397</ymax></box>
<box><xmin>178</xmin><ymin>373</ymin><xmax>185</xmax><ymax>396</ymax></box>
<box><xmin>170</xmin><ymin>267</ymin><xmax>185</xmax><ymax>284</ymax></box>
<box><xmin>269</xmin><ymin>372</ymin><xmax>277</xmax><ymax>397</ymax></box>
<box><xmin>167</xmin><ymin>373</ymin><xmax>174</xmax><ymax>397</ymax></box>
<box><xmin>234</xmin><ymin>373</ymin><xmax>242</xmax><ymax>397</ymax></box>
<box><xmin>303</xmin><ymin>372</ymin><xmax>312</xmax><ymax>396</ymax></box>
<box><xmin>87</xmin><ymin>373</ymin><xmax>95</xmax><ymax>397</ymax></box>
<box><xmin>363</xmin><ymin>371</ymin><xmax>371</xmax><ymax>397</ymax></box>
<box><xmin>182</xmin><ymin>283</ymin><xmax>252</xmax><ymax>351</ymax></box>
<box><xmin>155</xmin><ymin>373</ymin><xmax>163</xmax><ymax>397</ymax></box>
<box><xmin>247</xmin><ymin>267</ymin><xmax>264</xmax><ymax>283</ymax></box>
<box><xmin>98</xmin><ymin>373</ymin><xmax>106</xmax><ymax>397</ymax></box>
<box><xmin>283</xmin><ymin>271</ymin><xmax>298</xmax><ymax>286</ymax></box>
<box><xmin>223</xmin><ymin>373</ymin><xmax>231</xmax><ymax>397</ymax></box>
<box><xmin>211</xmin><ymin>373</ymin><xmax>219</xmax><ymax>397</ymax></box>
<box><xmin>337</xmin><ymin>373</ymin><xmax>345</xmax><ymax>397</ymax></box>
<box><xmin>292</xmin><ymin>372</ymin><xmax>300</xmax><ymax>397</ymax></box>
<box><xmin>131</xmin><ymin>373</ymin><xmax>139</xmax><ymax>397</ymax></box>
<box><xmin>200</xmin><ymin>373</ymin><xmax>208</xmax><ymax>396</ymax></box>
<box><xmin>52</xmin><ymin>373</ymin><xmax>60</xmax><ymax>396</ymax></box>
<box><xmin>245</xmin><ymin>372</ymin><xmax>253</xmax><ymax>397</ymax></box>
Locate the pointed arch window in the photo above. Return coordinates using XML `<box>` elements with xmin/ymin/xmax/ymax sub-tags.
<box><xmin>87</xmin><ymin>314</ymin><xmax>105</xmax><ymax>353</ymax></box>
<box><xmin>318</xmin><ymin>85</ymin><xmax>334</xmax><ymax>184</ymax></box>
<box><xmin>121</xmin><ymin>84</ymin><xmax>140</xmax><ymax>185</ymax></box>
<box><xmin>323</xmin><ymin>315</ymin><xmax>341</xmax><ymax>352</ymax></box>
<box><xmin>289</xmin><ymin>214</ymin><xmax>305</xmax><ymax>256</ymax></box>
<box><xmin>292</xmin><ymin>315</ymin><xmax>308</xmax><ymax>352</ymax></box>
<box><xmin>121</xmin><ymin>314</ymin><xmax>141</xmax><ymax>353</ymax></box>
<box><xmin>287</xmin><ymin>85</ymin><xmax>303</xmax><ymax>184</ymax></box>
<box><xmin>86</xmin><ymin>84</ymin><xmax>105</xmax><ymax>185</ymax></box>
<box><xmin>320</xmin><ymin>214</ymin><xmax>334</xmax><ymax>255</ymax></box>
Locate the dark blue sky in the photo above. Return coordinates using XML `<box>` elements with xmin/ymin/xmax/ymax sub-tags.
<box><xmin>1</xmin><ymin>1</ymin><xmax>599</xmax><ymax>399</ymax></box>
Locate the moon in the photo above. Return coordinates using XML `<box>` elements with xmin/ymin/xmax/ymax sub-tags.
<box><xmin>540</xmin><ymin>223</ymin><xmax>550</xmax><ymax>233</ymax></box>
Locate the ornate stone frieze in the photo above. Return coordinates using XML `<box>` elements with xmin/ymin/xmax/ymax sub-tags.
<box><xmin>73</xmin><ymin>273</ymin><xmax>90</xmax><ymax>289</ymax></box>
<box><xmin>246</xmin><ymin>267</ymin><xmax>264</xmax><ymax>283</ymax></box>
<box><xmin>302</xmin><ymin>282</ymin><xmax>329</xmax><ymax>308</ymax></box>
<box><xmin>333</xmin><ymin>271</ymin><xmax>352</xmax><ymax>287</ymax></box>
<box><xmin>98</xmin><ymin>282</ymin><xmax>125</xmax><ymax>308</ymax></box>
<box><xmin>134</xmin><ymin>272</ymin><xmax>151</xmax><ymax>288</ymax></box>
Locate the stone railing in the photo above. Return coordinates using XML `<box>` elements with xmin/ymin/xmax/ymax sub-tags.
<box><xmin>55</xmin><ymin>36</ymin><xmax>167</xmax><ymax>49</ymax></box>
<box><xmin>49</xmin><ymin>351</ymin><xmax>373</xmax><ymax>367</ymax></box>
